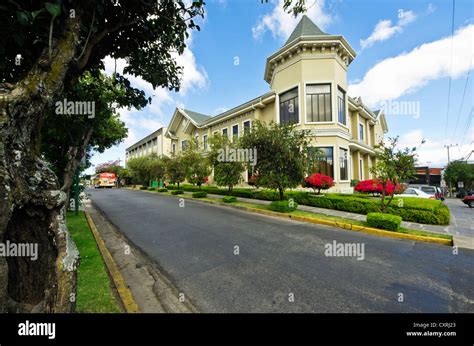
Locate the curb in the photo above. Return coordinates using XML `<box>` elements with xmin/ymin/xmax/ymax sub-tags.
<box><xmin>146</xmin><ymin>190</ymin><xmax>453</xmax><ymax>247</ymax></box>
<box><xmin>85</xmin><ymin>211</ymin><xmax>140</xmax><ymax>313</ymax></box>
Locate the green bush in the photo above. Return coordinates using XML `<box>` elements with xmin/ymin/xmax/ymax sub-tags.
<box><xmin>139</xmin><ymin>186</ymin><xmax>148</xmax><ymax>190</ymax></box>
<box><xmin>222</xmin><ymin>196</ymin><xmax>237</xmax><ymax>203</ymax></box>
<box><xmin>230</xmin><ymin>188</ymin><xmax>255</xmax><ymax>199</ymax></box>
<box><xmin>148</xmin><ymin>187</ymin><xmax>156</xmax><ymax>191</ymax></box>
<box><xmin>367</xmin><ymin>213</ymin><xmax>402</xmax><ymax>231</ymax></box>
<box><xmin>171</xmin><ymin>190</ymin><xmax>184</xmax><ymax>195</ymax></box>
<box><xmin>192</xmin><ymin>191</ymin><xmax>207</xmax><ymax>198</ymax></box>
<box><xmin>268</xmin><ymin>200</ymin><xmax>299</xmax><ymax>213</ymax></box>
<box><xmin>254</xmin><ymin>190</ymin><xmax>280</xmax><ymax>201</ymax></box>
<box><xmin>157</xmin><ymin>188</ymin><xmax>168</xmax><ymax>192</ymax></box>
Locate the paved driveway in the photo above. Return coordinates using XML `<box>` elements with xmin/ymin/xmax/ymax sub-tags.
<box><xmin>444</xmin><ymin>198</ymin><xmax>474</xmax><ymax>237</ymax></box>
<box><xmin>87</xmin><ymin>188</ymin><xmax>474</xmax><ymax>313</ymax></box>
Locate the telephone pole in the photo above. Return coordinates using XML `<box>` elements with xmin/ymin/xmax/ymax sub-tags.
<box><xmin>444</xmin><ymin>144</ymin><xmax>458</xmax><ymax>197</ymax></box>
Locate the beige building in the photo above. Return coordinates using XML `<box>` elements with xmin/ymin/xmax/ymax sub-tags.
<box><xmin>127</xmin><ymin>16</ymin><xmax>388</xmax><ymax>192</ymax></box>
<box><xmin>125</xmin><ymin>127</ymin><xmax>171</xmax><ymax>161</ymax></box>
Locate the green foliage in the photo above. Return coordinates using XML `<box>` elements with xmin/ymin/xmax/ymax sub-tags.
<box><xmin>371</xmin><ymin>137</ymin><xmax>417</xmax><ymax>212</ymax></box>
<box><xmin>148</xmin><ymin>187</ymin><xmax>156</xmax><ymax>191</ymax></box>
<box><xmin>171</xmin><ymin>189</ymin><xmax>184</xmax><ymax>195</ymax></box>
<box><xmin>240</xmin><ymin>120</ymin><xmax>311</xmax><ymax>200</ymax></box>
<box><xmin>222</xmin><ymin>196</ymin><xmax>237</xmax><ymax>203</ymax></box>
<box><xmin>444</xmin><ymin>161</ymin><xmax>474</xmax><ymax>190</ymax></box>
<box><xmin>181</xmin><ymin>139</ymin><xmax>211</xmax><ymax>189</ymax></box>
<box><xmin>163</xmin><ymin>155</ymin><xmax>187</xmax><ymax>187</ymax></box>
<box><xmin>367</xmin><ymin>213</ymin><xmax>402</xmax><ymax>231</ymax></box>
<box><xmin>192</xmin><ymin>191</ymin><xmax>207</xmax><ymax>198</ymax></box>
<box><xmin>269</xmin><ymin>200</ymin><xmax>299</xmax><ymax>213</ymax></box>
<box><xmin>139</xmin><ymin>186</ymin><xmax>148</xmax><ymax>190</ymax></box>
<box><xmin>157</xmin><ymin>188</ymin><xmax>168</xmax><ymax>192</ymax></box>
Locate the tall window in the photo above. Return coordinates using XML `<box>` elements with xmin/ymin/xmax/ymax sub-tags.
<box><xmin>337</xmin><ymin>87</ymin><xmax>346</xmax><ymax>125</ymax></box>
<box><xmin>181</xmin><ymin>140</ymin><xmax>188</xmax><ymax>152</ymax></box>
<box><xmin>279</xmin><ymin>87</ymin><xmax>299</xmax><ymax>124</ymax></box>
<box><xmin>312</xmin><ymin>147</ymin><xmax>334</xmax><ymax>178</ymax></box>
<box><xmin>359</xmin><ymin>123</ymin><xmax>364</xmax><ymax>141</ymax></box>
<box><xmin>243</xmin><ymin>120</ymin><xmax>251</xmax><ymax>134</ymax></box>
<box><xmin>203</xmin><ymin>135</ymin><xmax>208</xmax><ymax>150</ymax></box>
<box><xmin>306</xmin><ymin>84</ymin><xmax>331</xmax><ymax>122</ymax></box>
<box><xmin>222</xmin><ymin>128</ymin><xmax>228</xmax><ymax>137</ymax></box>
<box><xmin>172</xmin><ymin>143</ymin><xmax>176</xmax><ymax>155</ymax></box>
<box><xmin>339</xmin><ymin>148</ymin><xmax>348</xmax><ymax>181</ymax></box>
<box><xmin>232</xmin><ymin>124</ymin><xmax>239</xmax><ymax>140</ymax></box>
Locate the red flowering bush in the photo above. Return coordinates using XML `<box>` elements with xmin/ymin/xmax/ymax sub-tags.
<box><xmin>189</xmin><ymin>175</ymin><xmax>208</xmax><ymax>188</ymax></box>
<box><xmin>247</xmin><ymin>174</ymin><xmax>259</xmax><ymax>187</ymax></box>
<box><xmin>354</xmin><ymin>179</ymin><xmax>403</xmax><ymax>196</ymax></box>
<box><xmin>304</xmin><ymin>173</ymin><xmax>334</xmax><ymax>194</ymax></box>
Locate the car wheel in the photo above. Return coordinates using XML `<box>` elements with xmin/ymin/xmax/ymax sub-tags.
<box><xmin>469</xmin><ymin>201</ymin><xmax>473</xmax><ymax>208</ymax></box>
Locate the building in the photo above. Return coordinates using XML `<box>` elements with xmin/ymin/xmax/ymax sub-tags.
<box><xmin>126</xmin><ymin>16</ymin><xmax>388</xmax><ymax>192</ymax></box>
<box><xmin>410</xmin><ymin>167</ymin><xmax>443</xmax><ymax>186</ymax></box>
<box><xmin>125</xmin><ymin>127</ymin><xmax>171</xmax><ymax>161</ymax></box>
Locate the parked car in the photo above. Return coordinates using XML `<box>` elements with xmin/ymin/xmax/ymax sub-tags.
<box><xmin>456</xmin><ymin>189</ymin><xmax>474</xmax><ymax>198</ymax></box>
<box><xmin>462</xmin><ymin>195</ymin><xmax>474</xmax><ymax>208</ymax></box>
<box><xmin>396</xmin><ymin>188</ymin><xmax>434</xmax><ymax>199</ymax></box>
<box><xmin>409</xmin><ymin>185</ymin><xmax>443</xmax><ymax>200</ymax></box>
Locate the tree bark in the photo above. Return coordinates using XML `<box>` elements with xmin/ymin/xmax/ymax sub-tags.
<box><xmin>0</xmin><ymin>16</ymin><xmax>81</xmax><ymax>312</ymax></box>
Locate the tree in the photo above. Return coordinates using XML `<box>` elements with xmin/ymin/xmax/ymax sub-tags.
<box><xmin>0</xmin><ymin>1</ymin><xmax>204</xmax><ymax>312</ymax></box>
<box><xmin>148</xmin><ymin>154</ymin><xmax>166</xmax><ymax>184</ymax></box>
<box><xmin>41</xmin><ymin>71</ymin><xmax>148</xmax><ymax>199</ymax></box>
<box><xmin>163</xmin><ymin>155</ymin><xmax>187</xmax><ymax>188</ymax></box>
<box><xmin>444</xmin><ymin>161</ymin><xmax>474</xmax><ymax>190</ymax></box>
<box><xmin>181</xmin><ymin>139</ymin><xmax>211</xmax><ymax>190</ymax></box>
<box><xmin>241</xmin><ymin>121</ymin><xmax>311</xmax><ymax>200</ymax></box>
<box><xmin>208</xmin><ymin>134</ymin><xmax>245</xmax><ymax>194</ymax></box>
<box><xmin>304</xmin><ymin>173</ymin><xmax>334</xmax><ymax>195</ymax></box>
<box><xmin>370</xmin><ymin>137</ymin><xmax>417</xmax><ymax>212</ymax></box>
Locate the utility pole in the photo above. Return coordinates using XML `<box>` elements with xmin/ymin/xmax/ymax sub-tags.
<box><xmin>444</xmin><ymin>144</ymin><xmax>458</xmax><ymax>197</ymax></box>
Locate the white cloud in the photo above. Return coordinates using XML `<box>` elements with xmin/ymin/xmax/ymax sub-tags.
<box><xmin>360</xmin><ymin>9</ymin><xmax>417</xmax><ymax>49</ymax></box>
<box><xmin>252</xmin><ymin>0</ymin><xmax>332</xmax><ymax>41</ymax></box>
<box><xmin>349</xmin><ymin>24</ymin><xmax>474</xmax><ymax>108</ymax></box>
<box><xmin>397</xmin><ymin>129</ymin><xmax>474</xmax><ymax>165</ymax></box>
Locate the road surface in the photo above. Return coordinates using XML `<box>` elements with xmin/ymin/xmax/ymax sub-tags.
<box><xmin>88</xmin><ymin>188</ymin><xmax>474</xmax><ymax>313</ymax></box>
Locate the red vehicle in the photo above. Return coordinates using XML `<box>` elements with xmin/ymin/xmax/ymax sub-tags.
<box><xmin>462</xmin><ymin>195</ymin><xmax>474</xmax><ymax>208</ymax></box>
<box><xmin>93</xmin><ymin>172</ymin><xmax>116</xmax><ymax>188</ymax></box>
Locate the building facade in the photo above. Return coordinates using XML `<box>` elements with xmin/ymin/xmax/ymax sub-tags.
<box><xmin>126</xmin><ymin>16</ymin><xmax>388</xmax><ymax>192</ymax></box>
<box><xmin>125</xmin><ymin>127</ymin><xmax>171</xmax><ymax>160</ymax></box>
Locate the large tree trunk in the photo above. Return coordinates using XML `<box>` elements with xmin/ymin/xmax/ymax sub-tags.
<box><xmin>0</xmin><ymin>16</ymin><xmax>81</xmax><ymax>312</ymax></box>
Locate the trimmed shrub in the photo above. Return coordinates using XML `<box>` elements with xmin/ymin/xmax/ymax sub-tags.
<box><xmin>157</xmin><ymin>188</ymin><xmax>168</xmax><ymax>192</ymax></box>
<box><xmin>192</xmin><ymin>191</ymin><xmax>207</xmax><ymax>198</ymax></box>
<box><xmin>171</xmin><ymin>190</ymin><xmax>184</xmax><ymax>195</ymax></box>
<box><xmin>367</xmin><ymin>212</ymin><xmax>402</xmax><ymax>231</ymax></box>
<box><xmin>148</xmin><ymin>187</ymin><xmax>156</xmax><ymax>191</ymax></box>
<box><xmin>254</xmin><ymin>190</ymin><xmax>280</xmax><ymax>201</ymax></box>
<box><xmin>139</xmin><ymin>186</ymin><xmax>148</xmax><ymax>190</ymax></box>
<box><xmin>230</xmin><ymin>188</ymin><xmax>255</xmax><ymax>199</ymax></box>
<box><xmin>268</xmin><ymin>200</ymin><xmax>298</xmax><ymax>213</ymax></box>
<box><xmin>222</xmin><ymin>196</ymin><xmax>237</xmax><ymax>203</ymax></box>
<box><xmin>304</xmin><ymin>173</ymin><xmax>334</xmax><ymax>194</ymax></box>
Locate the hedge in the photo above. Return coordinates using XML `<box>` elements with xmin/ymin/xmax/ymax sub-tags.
<box><xmin>157</xmin><ymin>188</ymin><xmax>168</xmax><ymax>192</ymax></box>
<box><xmin>164</xmin><ymin>184</ymin><xmax>449</xmax><ymax>225</ymax></box>
<box><xmin>139</xmin><ymin>186</ymin><xmax>148</xmax><ymax>190</ymax></box>
<box><xmin>192</xmin><ymin>191</ymin><xmax>207</xmax><ymax>198</ymax></box>
<box><xmin>171</xmin><ymin>190</ymin><xmax>184</xmax><ymax>195</ymax></box>
<box><xmin>268</xmin><ymin>200</ymin><xmax>298</xmax><ymax>213</ymax></box>
<box><xmin>222</xmin><ymin>196</ymin><xmax>237</xmax><ymax>203</ymax></box>
<box><xmin>367</xmin><ymin>213</ymin><xmax>402</xmax><ymax>231</ymax></box>
<box><xmin>148</xmin><ymin>187</ymin><xmax>156</xmax><ymax>191</ymax></box>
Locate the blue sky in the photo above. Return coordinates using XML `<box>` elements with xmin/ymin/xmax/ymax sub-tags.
<box><xmin>89</xmin><ymin>0</ymin><xmax>474</xmax><ymax>174</ymax></box>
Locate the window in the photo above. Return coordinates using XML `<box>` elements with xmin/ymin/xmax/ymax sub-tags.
<box><xmin>181</xmin><ymin>140</ymin><xmax>188</xmax><ymax>151</ymax></box>
<box><xmin>359</xmin><ymin>123</ymin><xmax>364</xmax><ymax>141</ymax></box>
<box><xmin>243</xmin><ymin>120</ymin><xmax>251</xmax><ymax>134</ymax></box>
<box><xmin>339</xmin><ymin>148</ymin><xmax>348</xmax><ymax>181</ymax></box>
<box><xmin>359</xmin><ymin>159</ymin><xmax>363</xmax><ymax>180</ymax></box>
<box><xmin>172</xmin><ymin>143</ymin><xmax>176</xmax><ymax>155</ymax></box>
<box><xmin>337</xmin><ymin>87</ymin><xmax>346</xmax><ymax>125</ymax></box>
<box><xmin>232</xmin><ymin>124</ymin><xmax>239</xmax><ymax>140</ymax></box>
<box><xmin>279</xmin><ymin>87</ymin><xmax>299</xmax><ymax>124</ymax></box>
<box><xmin>222</xmin><ymin>128</ymin><xmax>228</xmax><ymax>137</ymax></box>
<box><xmin>203</xmin><ymin>135</ymin><xmax>208</xmax><ymax>150</ymax></box>
<box><xmin>306</xmin><ymin>84</ymin><xmax>331</xmax><ymax>122</ymax></box>
<box><xmin>311</xmin><ymin>147</ymin><xmax>334</xmax><ymax>178</ymax></box>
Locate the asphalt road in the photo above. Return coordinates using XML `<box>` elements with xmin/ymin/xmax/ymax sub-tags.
<box><xmin>88</xmin><ymin>188</ymin><xmax>474</xmax><ymax>313</ymax></box>
<box><xmin>444</xmin><ymin>198</ymin><xmax>474</xmax><ymax>237</ymax></box>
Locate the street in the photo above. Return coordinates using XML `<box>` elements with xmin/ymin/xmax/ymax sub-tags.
<box><xmin>88</xmin><ymin>188</ymin><xmax>474</xmax><ymax>313</ymax></box>
<box><xmin>444</xmin><ymin>198</ymin><xmax>474</xmax><ymax>237</ymax></box>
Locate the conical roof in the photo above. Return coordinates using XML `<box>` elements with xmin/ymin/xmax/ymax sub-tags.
<box><xmin>285</xmin><ymin>15</ymin><xmax>328</xmax><ymax>45</ymax></box>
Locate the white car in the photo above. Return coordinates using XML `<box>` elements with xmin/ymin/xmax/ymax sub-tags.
<box><xmin>395</xmin><ymin>188</ymin><xmax>435</xmax><ymax>199</ymax></box>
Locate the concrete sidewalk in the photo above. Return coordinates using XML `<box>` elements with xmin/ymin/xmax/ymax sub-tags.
<box><xmin>180</xmin><ymin>191</ymin><xmax>473</xmax><ymax>249</ymax></box>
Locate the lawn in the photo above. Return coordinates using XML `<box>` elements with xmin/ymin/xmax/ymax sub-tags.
<box><xmin>67</xmin><ymin>211</ymin><xmax>121</xmax><ymax>313</ymax></box>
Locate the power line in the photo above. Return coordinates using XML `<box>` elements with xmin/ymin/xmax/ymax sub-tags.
<box><xmin>444</xmin><ymin>0</ymin><xmax>456</xmax><ymax>137</ymax></box>
<box><xmin>452</xmin><ymin>59</ymin><xmax>471</xmax><ymax>138</ymax></box>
